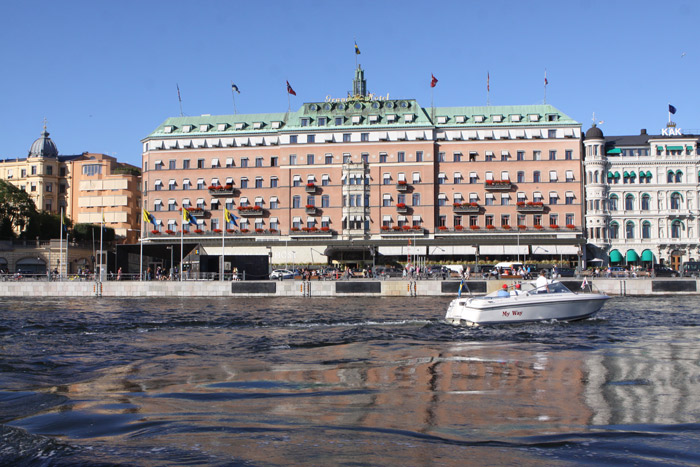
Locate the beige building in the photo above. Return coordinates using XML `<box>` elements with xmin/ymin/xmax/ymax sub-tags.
<box><xmin>140</xmin><ymin>67</ymin><xmax>585</xmax><ymax>269</ymax></box>
<box><xmin>0</xmin><ymin>126</ymin><xmax>141</xmax><ymax>243</ymax></box>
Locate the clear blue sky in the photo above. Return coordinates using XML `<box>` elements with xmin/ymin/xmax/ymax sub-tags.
<box><xmin>1</xmin><ymin>0</ymin><xmax>698</xmax><ymax>167</ymax></box>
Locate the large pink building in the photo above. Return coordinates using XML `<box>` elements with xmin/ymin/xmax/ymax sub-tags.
<box><xmin>141</xmin><ymin>67</ymin><xmax>584</xmax><ymax>271</ymax></box>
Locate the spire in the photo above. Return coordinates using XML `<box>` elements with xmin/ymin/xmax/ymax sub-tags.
<box><xmin>351</xmin><ymin>65</ymin><xmax>367</xmax><ymax>98</ymax></box>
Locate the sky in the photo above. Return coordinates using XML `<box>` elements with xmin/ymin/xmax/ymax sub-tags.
<box><xmin>1</xmin><ymin>0</ymin><xmax>698</xmax><ymax>167</ymax></box>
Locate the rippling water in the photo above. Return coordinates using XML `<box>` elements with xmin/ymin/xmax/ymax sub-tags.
<box><xmin>1</xmin><ymin>295</ymin><xmax>700</xmax><ymax>466</ymax></box>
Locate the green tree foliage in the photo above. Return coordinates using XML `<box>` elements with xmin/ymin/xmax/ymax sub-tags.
<box><xmin>72</xmin><ymin>223</ymin><xmax>115</xmax><ymax>243</ymax></box>
<box><xmin>22</xmin><ymin>211</ymin><xmax>64</xmax><ymax>240</ymax></box>
<box><xmin>0</xmin><ymin>180</ymin><xmax>37</xmax><ymax>238</ymax></box>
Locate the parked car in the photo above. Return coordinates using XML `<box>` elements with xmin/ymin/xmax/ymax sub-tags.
<box><xmin>374</xmin><ymin>266</ymin><xmax>402</xmax><ymax>278</ymax></box>
<box><xmin>651</xmin><ymin>265</ymin><xmax>678</xmax><ymax>277</ymax></box>
<box><xmin>609</xmin><ymin>266</ymin><xmax>627</xmax><ymax>277</ymax></box>
<box><xmin>681</xmin><ymin>261</ymin><xmax>700</xmax><ymax>277</ymax></box>
<box><xmin>552</xmin><ymin>267</ymin><xmax>576</xmax><ymax>278</ymax></box>
<box><xmin>269</xmin><ymin>269</ymin><xmax>295</xmax><ymax>280</ymax></box>
<box><xmin>427</xmin><ymin>265</ymin><xmax>451</xmax><ymax>278</ymax></box>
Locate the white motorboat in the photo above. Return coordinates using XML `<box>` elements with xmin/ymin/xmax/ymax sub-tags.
<box><xmin>445</xmin><ymin>281</ymin><xmax>610</xmax><ymax>326</ymax></box>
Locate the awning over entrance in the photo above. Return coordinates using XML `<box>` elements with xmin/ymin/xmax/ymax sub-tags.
<box><xmin>480</xmin><ymin>246</ymin><xmax>504</xmax><ymax>255</ymax></box>
<box><xmin>641</xmin><ymin>249</ymin><xmax>654</xmax><ymax>262</ymax></box>
<box><xmin>626</xmin><ymin>250</ymin><xmax>639</xmax><ymax>262</ymax></box>
<box><xmin>609</xmin><ymin>249</ymin><xmax>622</xmax><ymax>263</ymax></box>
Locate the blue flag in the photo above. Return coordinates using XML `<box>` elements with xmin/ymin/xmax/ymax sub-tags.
<box><xmin>669</xmin><ymin>104</ymin><xmax>677</xmax><ymax>114</ymax></box>
<box><xmin>458</xmin><ymin>279</ymin><xmax>464</xmax><ymax>298</ymax></box>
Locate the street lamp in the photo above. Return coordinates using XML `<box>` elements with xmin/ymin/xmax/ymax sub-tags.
<box><xmin>166</xmin><ymin>246</ymin><xmax>173</xmax><ymax>280</ymax></box>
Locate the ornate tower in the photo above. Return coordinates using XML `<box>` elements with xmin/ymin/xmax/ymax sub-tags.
<box><xmin>583</xmin><ymin>124</ymin><xmax>610</xmax><ymax>258</ymax></box>
<box><xmin>350</xmin><ymin>65</ymin><xmax>367</xmax><ymax>98</ymax></box>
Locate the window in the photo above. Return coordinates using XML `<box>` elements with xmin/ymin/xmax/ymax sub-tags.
<box><xmin>383</xmin><ymin>173</ymin><xmax>391</xmax><ymax>185</ymax></box>
<box><xmin>45</xmin><ymin>182</ymin><xmax>52</xmax><ymax>193</ymax></box>
<box><xmin>565</xmin><ymin>193</ymin><xmax>575</xmax><ymax>205</ymax></box>
<box><xmin>21</xmin><ymin>169</ymin><xmax>26</xmax><ymax>178</ymax></box>
<box><xmin>306</xmin><ymin>154</ymin><xmax>314</xmax><ymax>165</ymax></box>
<box><xmin>437</xmin><ymin>194</ymin><xmax>446</xmax><ymax>206</ymax></box>
<box><xmin>322</xmin><ymin>195</ymin><xmax>330</xmax><ymax>208</ymax></box>
<box><xmin>626</xmin><ymin>221</ymin><xmax>635</xmax><ymax>239</ymax></box>
<box><xmin>255</xmin><ymin>157</ymin><xmax>263</xmax><ymax>167</ymax></box>
<box><xmin>240</xmin><ymin>178</ymin><xmax>248</xmax><ymax>189</ymax></box>
<box><xmin>485</xmin><ymin>194</ymin><xmax>494</xmax><ymax>206</ymax></box>
<box><xmin>533</xmin><ymin>171</ymin><xmax>540</xmax><ymax>183</ymax></box>
<box><xmin>641</xmin><ymin>194</ymin><xmax>650</xmax><ymax>210</ymax></box>
<box><xmin>676</xmin><ymin>171</ymin><xmax>683</xmax><ymax>183</ymax></box>
<box><xmin>307</xmin><ymin>135</ymin><xmax>315</xmax><ymax>143</ymax></box>
<box><xmin>548</xmin><ymin>129</ymin><xmax>557</xmax><ymax>137</ymax></box>
<box><xmin>642</xmin><ymin>221</ymin><xmax>651</xmax><ymax>239</ymax></box>
<box><xmin>517</xmin><ymin>214</ymin><xmax>526</xmax><ymax>226</ymax></box>
<box><xmin>301</xmin><ymin>118</ymin><xmax>309</xmax><ymax>127</ymax></box>
<box><xmin>382</xmin><ymin>194</ymin><xmax>392</xmax><ymax>207</ymax></box>
<box><xmin>292</xmin><ymin>176</ymin><xmax>301</xmax><ymax>187</ymax></box>
<box><xmin>197</xmin><ymin>159</ymin><xmax>204</xmax><ymax>169</ymax></box>
<box><xmin>412</xmin><ymin>193</ymin><xmax>421</xmax><ymax>206</ymax></box>
<box><xmin>609</xmin><ymin>195</ymin><xmax>618</xmax><ymax>211</ymax></box>
<box><xmin>290</xmin><ymin>135</ymin><xmax>298</xmax><ymax>144</ymax></box>
<box><xmin>270</xmin><ymin>157</ymin><xmax>278</xmax><ymax>167</ymax></box>
<box><xmin>169</xmin><ymin>180</ymin><xmax>176</xmax><ymax>190</ymax></box>
<box><xmin>549</xmin><ymin>170</ymin><xmax>558</xmax><ymax>182</ymax></box>
<box><xmin>318</xmin><ymin>117</ymin><xmax>327</xmax><ymax>126</ymax></box>
<box><xmin>343</xmin><ymin>133</ymin><xmax>351</xmax><ymax>142</ymax></box>
<box><xmin>549</xmin><ymin>214</ymin><xmax>558</xmax><ymax>227</ymax></box>
<box><xmin>321</xmin><ymin>175</ymin><xmax>329</xmax><ymax>186</ymax></box>
<box><xmin>240</xmin><ymin>158</ymin><xmax>248</xmax><ymax>168</ymax></box>
<box><xmin>533</xmin><ymin>151</ymin><xmax>541</xmax><ymax>161</ymax></box>
<box><xmin>361</xmin><ymin>133</ymin><xmax>369</xmax><ymax>142</ymax></box>
<box><xmin>343</xmin><ymin>154</ymin><xmax>351</xmax><ymax>163</ymax></box>
<box><xmin>501</xmin><ymin>194</ymin><xmax>509</xmax><ymax>206</ymax></box>
<box><xmin>453</xmin><ymin>152</ymin><xmax>462</xmax><ymax>162</ymax></box>
<box><xmin>485</xmin><ymin>152</ymin><xmax>495</xmax><ymax>162</ymax></box>
<box><xmin>169</xmin><ymin>160</ymin><xmax>176</xmax><ymax>170</ymax></box>
<box><xmin>671</xmin><ymin>192</ymin><xmax>682</xmax><ymax>210</ymax></box>
<box><xmin>469</xmin><ymin>215</ymin><xmax>478</xmax><ymax>227</ymax></box>
<box><xmin>469</xmin><ymin>173</ymin><xmax>478</xmax><ymax>184</ymax></box>
<box><xmin>398</xmin><ymin>152</ymin><xmax>405</xmax><ymax>163</ymax></box>
<box><xmin>549</xmin><ymin>150</ymin><xmax>557</xmax><ymax>160</ymax></box>
<box><xmin>361</xmin><ymin>153</ymin><xmax>369</xmax><ymax>164</ymax></box>
<box><xmin>306</xmin><ymin>195</ymin><xmax>315</xmax><ymax>206</ymax></box>
<box><xmin>671</xmin><ymin>220</ymin><xmax>682</xmax><ymax>238</ymax></box>
<box><xmin>485</xmin><ymin>215</ymin><xmax>494</xmax><ymax>227</ymax></box>
<box><xmin>454</xmin><ymin>172</ymin><xmax>461</xmax><ymax>184</ymax></box>
<box><xmin>501</xmin><ymin>215</ymin><xmax>510</xmax><ymax>227</ymax></box>
<box><xmin>549</xmin><ymin>193</ymin><xmax>558</xmax><ymax>204</ymax></box>
<box><xmin>211</xmin><ymin>199</ymin><xmax>221</xmax><ymax>211</ymax></box>
<box><xmin>517</xmin><ymin>171</ymin><xmax>525</xmax><ymax>183</ymax></box>
<box><xmin>533</xmin><ymin>215</ymin><xmax>542</xmax><ymax>227</ymax></box>
<box><xmin>270</xmin><ymin>198</ymin><xmax>279</xmax><ymax>209</ymax></box>
<box><xmin>335</xmin><ymin>117</ymin><xmax>343</xmax><ymax>126</ymax></box>
<box><xmin>379</xmin><ymin>153</ymin><xmax>387</xmax><ymax>163</ymax></box>
<box><xmin>437</xmin><ymin>152</ymin><xmax>445</xmax><ymax>162</ymax></box>
<box><xmin>667</xmin><ymin>171</ymin><xmax>674</xmax><ymax>183</ymax></box>
<box><xmin>565</xmin><ymin>150</ymin><xmax>573</xmax><ymax>160</ymax></box>
<box><xmin>565</xmin><ymin>170</ymin><xmax>574</xmax><ymax>182</ymax></box>
<box><xmin>517</xmin><ymin>150</ymin><xmax>524</xmax><ymax>161</ymax></box>
<box><xmin>566</xmin><ymin>214</ymin><xmax>574</xmax><ymax>226</ymax></box>
<box><xmin>255</xmin><ymin>177</ymin><xmax>263</xmax><ymax>188</ymax></box>
<box><xmin>325</xmin><ymin>154</ymin><xmax>333</xmax><ymax>164</ymax></box>
<box><xmin>416</xmin><ymin>151</ymin><xmax>423</xmax><ymax>162</ymax></box>
<box><xmin>82</xmin><ymin>164</ymin><xmax>102</xmax><ymax>176</ymax></box>
<box><xmin>197</xmin><ymin>179</ymin><xmax>205</xmax><ymax>190</ymax></box>
<box><xmin>625</xmin><ymin>194</ymin><xmax>634</xmax><ymax>210</ymax></box>
<box><xmin>292</xmin><ymin>196</ymin><xmax>301</xmax><ymax>209</ymax></box>
<box><xmin>183</xmin><ymin>159</ymin><xmax>190</xmax><ymax>170</ymax></box>
<box><xmin>270</xmin><ymin>177</ymin><xmax>278</xmax><ymax>188</ymax></box>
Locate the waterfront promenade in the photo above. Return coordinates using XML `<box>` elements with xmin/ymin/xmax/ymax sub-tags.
<box><xmin>0</xmin><ymin>277</ymin><xmax>697</xmax><ymax>297</ymax></box>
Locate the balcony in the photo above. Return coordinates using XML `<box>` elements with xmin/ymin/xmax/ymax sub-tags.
<box><xmin>289</xmin><ymin>228</ymin><xmax>335</xmax><ymax>238</ymax></box>
<box><xmin>305</xmin><ymin>183</ymin><xmax>317</xmax><ymax>193</ymax></box>
<box><xmin>305</xmin><ymin>205</ymin><xmax>318</xmax><ymax>215</ymax></box>
<box><xmin>185</xmin><ymin>208</ymin><xmax>206</xmax><ymax>218</ymax></box>
<box><xmin>237</xmin><ymin>206</ymin><xmax>265</xmax><ymax>217</ymax></box>
<box><xmin>380</xmin><ymin>226</ymin><xmax>425</xmax><ymax>237</ymax></box>
<box><xmin>516</xmin><ymin>202</ymin><xmax>545</xmax><ymax>212</ymax></box>
<box><xmin>452</xmin><ymin>203</ymin><xmax>480</xmax><ymax>213</ymax></box>
<box><xmin>484</xmin><ymin>180</ymin><xmax>512</xmax><ymax>190</ymax></box>
<box><xmin>396</xmin><ymin>203</ymin><xmax>409</xmax><ymax>214</ymax></box>
<box><xmin>208</xmin><ymin>185</ymin><xmax>237</xmax><ymax>196</ymax></box>
<box><xmin>396</xmin><ymin>182</ymin><xmax>410</xmax><ymax>192</ymax></box>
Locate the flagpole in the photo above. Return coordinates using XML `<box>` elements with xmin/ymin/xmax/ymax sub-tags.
<box><xmin>231</xmin><ymin>81</ymin><xmax>238</xmax><ymax>114</ymax></box>
<box><xmin>180</xmin><ymin>212</ymin><xmax>184</xmax><ymax>282</ymax></box>
<box><xmin>544</xmin><ymin>69</ymin><xmax>547</xmax><ymax>104</ymax></box>
<box><xmin>140</xmin><ymin>213</ymin><xmax>144</xmax><ymax>281</ymax></box>
<box><xmin>486</xmin><ymin>71</ymin><xmax>490</xmax><ymax>107</ymax></box>
<box><xmin>59</xmin><ymin>207</ymin><xmax>63</xmax><ymax>280</ymax></box>
<box><xmin>221</xmin><ymin>208</ymin><xmax>225</xmax><ymax>281</ymax></box>
<box><xmin>177</xmin><ymin>83</ymin><xmax>184</xmax><ymax>117</ymax></box>
<box><xmin>287</xmin><ymin>86</ymin><xmax>291</xmax><ymax>113</ymax></box>
<box><xmin>99</xmin><ymin>210</ymin><xmax>104</xmax><ymax>283</ymax></box>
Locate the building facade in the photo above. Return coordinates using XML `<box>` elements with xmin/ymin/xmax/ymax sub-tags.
<box><xmin>584</xmin><ymin>124</ymin><xmax>700</xmax><ymax>270</ymax></box>
<box><xmin>141</xmin><ymin>67</ymin><xmax>585</xmax><ymax>268</ymax></box>
<box><xmin>0</xmin><ymin>127</ymin><xmax>142</xmax><ymax>243</ymax></box>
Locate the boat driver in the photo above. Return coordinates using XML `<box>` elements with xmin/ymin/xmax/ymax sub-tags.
<box><xmin>497</xmin><ymin>284</ymin><xmax>510</xmax><ymax>297</ymax></box>
<box><xmin>536</xmin><ymin>270</ymin><xmax>549</xmax><ymax>293</ymax></box>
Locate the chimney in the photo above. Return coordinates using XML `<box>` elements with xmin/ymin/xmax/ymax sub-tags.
<box><xmin>640</xmin><ymin>129</ymin><xmax>647</xmax><ymax>135</ymax></box>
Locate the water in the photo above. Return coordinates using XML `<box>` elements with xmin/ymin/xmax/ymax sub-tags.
<box><xmin>1</xmin><ymin>296</ymin><xmax>699</xmax><ymax>466</ymax></box>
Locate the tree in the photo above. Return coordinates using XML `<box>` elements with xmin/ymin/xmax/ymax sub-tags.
<box><xmin>0</xmin><ymin>180</ymin><xmax>37</xmax><ymax>239</ymax></box>
<box><xmin>72</xmin><ymin>223</ymin><xmax>115</xmax><ymax>243</ymax></box>
<box><xmin>22</xmin><ymin>211</ymin><xmax>63</xmax><ymax>240</ymax></box>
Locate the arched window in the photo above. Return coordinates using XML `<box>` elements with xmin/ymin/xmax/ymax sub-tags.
<box><xmin>668</xmin><ymin>171</ymin><xmax>675</xmax><ymax>183</ymax></box>
<box><xmin>676</xmin><ymin>170</ymin><xmax>683</xmax><ymax>183</ymax></box>
<box><xmin>642</xmin><ymin>221</ymin><xmax>651</xmax><ymax>239</ymax></box>
<box><xmin>594</xmin><ymin>171</ymin><xmax>599</xmax><ymax>183</ymax></box>
<box><xmin>609</xmin><ymin>194</ymin><xmax>618</xmax><ymax>211</ymax></box>
<box><xmin>626</xmin><ymin>221</ymin><xmax>635</xmax><ymax>239</ymax></box>
<box><xmin>641</xmin><ymin>194</ymin><xmax>650</xmax><ymax>211</ymax></box>
<box><xmin>671</xmin><ymin>192</ymin><xmax>682</xmax><ymax>210</ymax></box>
<box><xmin>625</xmin><ymin>194</ymin><xmax>634</xmax><ymax>210</ymax></box>
<box><xmin>610</xmin><ymin>222</ymin><xmax>619</xmax><ymax>239</ymax></box>
<box><xmin>671</xmin><ymin>220</ymin><xmax>682</xmax><ymax>238</ymax></box>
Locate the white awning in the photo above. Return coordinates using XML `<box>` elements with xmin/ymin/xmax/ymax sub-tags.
<box><xmin>270</xmin><ymin>217</ymin><xmax>279</xmax><ymax>223</ymax></box>
<box><xmin>270</xmin><ymin>196</ymin><xmax>279</xmax><ymax>202</ymax></box>
<box><xmin>438</xmin><ymin>172</ymin><xmax>447</xmax><ymax>179</ymax></box>
<box><xmin>211</xmin><ymin>178</ymin><xmax>219</xmax><ymax>184</ymax></box>
<box><xmin>182</xmin><ymin>198</ymin><xmax>190</xmax><ymax>205</ymax></box>
<box><xmin>196</xmin><ymin>198</ymin><xmax>205</xmax><ymax>203</ymax></box>
<box><xmin>517</xmin><ymin>192</ymin><xmax>526</xmax><ymax>199</ymax></box>
<box><xmin>226</xmin><ymin>177</ymin><xmax>233</xmax><ymax>184</ymax></box>
<box><xmin>557</xmin><ymin>246</ymin><xmax>580</xmax><ymax>254</ymax></box>
<box><xmin>210</xmin><ymin>198</ymin><xmax>219</xmax><ymax>204</ymax></box>
<box><xmin>293</xmin><ymin>175</ymin><xmax>302</xmax><ymax>181</ymax></box>
<box><xmin>533</xmin><ymin>191</ymin><xmax>542</xmax><ymax>198</ymax></box>
<box><xmin>501</xmin><ymin>193</ymin><xmax>510</xmax><ymax>199</ymax></box>
<box><xmin>322</xmin><ymin>174</ymin><xmax>330</xmax><ymax>181</ymax></box>
<box><xmin>566</xmin><ymin>170</ymin><xmax>574</xmax><ymax>179</ymax></box>
<box><xmin>469</xmin><ymin>172</ymin><xmax>477</xmax><ymax>178</ymax></box>
<box><xmin>549</xmin><ymin>192</ymin><xmax>559</xmax><ymax>197</ymax></box>
<box><xmin>503</xmin><ymin>245</ymin><xmax>528</xmax><ymax>255</ymax></box>
<box><xmin>154</xmin><ymin>199</ymin><xmax>163</xmax><ymax>205</ymax></box>
<box><xmin>454</xmin><ymin>172</ymin><xmax>462</xmax><ymax>179</ymax></box>
<box><xmin>378</xmin><ymin>246</ymin><xmax>428</xmax><ymax>256</ymax></box>
<box><xmin>480</xmin><ymin>246</ymin><xmax>504</xmax><ymax>255</ymax></box>
<box><xmin>566</xmin><ymin>191</ymin><xmax>575</xmax><ymax>197</ymax></box>
<box><xmin>383</xmin><ymin>194</ymin><xmax>391</xmax><ymax>200</ymax></box>
<box><xmin>531</xmin><ymin>245</ymin><xmax>557</xmax><ymax>255</ymax></box>
<box><xmin>255</xmin><ymin>196</ymin><xmax>263</xmax><ymax>202</ymax></box>
<box><xmin>225</xmin><ymin>158</ymin><xmax>233</xmax><ymax>166</ymax></box>
<box><xmin>397</xmin><ymin>215</ymin><xmax>406</xmax><ymax>222</ymax></box>
<box><xmin>168</xmin><ymin>199</ymin><xmax>176</xmax><ymax>205</ymax></box>
<box><xmin>438</xmin><ymin>193</ymin><xmax>447</xmax><ymax>200</ymax></box>
<box><xmin>225</xmin><ymin>198</ymin><xmax>234</xmax><ymax>203</ymax></box>
<box><xmin>485</xmin><ymin>193</ymin><xmax>494</xmax><ymax>199</ymax></box>
<box><xmin>306</xmin><ymin>217</ymin><xmax>315</xmax><ymax>223</ymax></box>
<box><xmin>197</xmin><ymin>178</ymin><xmax>205</xmax><ymax>183</ymax></box>
<box><xmin>383</xmin><ymin>215</ymin><xmax>392</xmax><ymax>221</ymax></box>
<box><xmin>169</xmin><ymin>179</ymin><xmax>176</xmax><ymax>185</ymax></box>
<box><xmin>321</xmin><ymin>216</ymin><xmax>330</xmax><ymax>222</ymax></box>
<box><xmin>485</xmin><ymin>172</ymin><xmax>494</xmax><ymax>180</ymax></box>
<box><xmin>398</xmin><ymin>173</ymin><xmax>406</xmax><ymax>181</ymax></box>
<box><xmin>454</xmin><ymin>193</ymin><xmax>463</xmax><ymax>200</ymax></box>
<box><xmin>183</xmin><ymin>179</ymin><xmax>190</xmax><ymax>184</ymax></box>
<box><xmin>211</xmin><ymin>158</ymin><xmax>219</xmax><ymax>166</ymax></box>
<box><xmin>307</xmin><ymin>174</ymin><xmax>315</xmax><ymax>181</ymax></box>
<box><xmin>292</xmin><ymin>216</ymin><xmax>301</xmax><ymax>222</ymax></box>
<box><xmin>239</xmin><ymin>197</ymin><xmax>248</xmax><ymax>203</ymax></box>
<box><xmin>501</xmin><ymin>150</ymin><xmax>510</xmax><ymax>156</ymax></box>
<box><xmin>485</xmin><ymin>151</ymin><xmax>494</xmax><ymax>156</ymax></box>
<box><xmin>412</xmin><ymin>215</ymin><xmax>422</xmax><ymax>221</ymax></box>
<box><xmin>341</xmin><ymin>174</ymin><xmax>347</xmax><ymax>180</ymax></box>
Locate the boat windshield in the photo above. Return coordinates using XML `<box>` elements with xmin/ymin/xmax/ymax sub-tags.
<box><xmin>530</xmin><ymin>280</ymin><xmax>571</xmax><ymax>294</ymax></box>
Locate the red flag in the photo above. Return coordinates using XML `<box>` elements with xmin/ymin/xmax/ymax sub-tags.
<box><xmin>430</xmin><ymin>73</ymin><xmax>438</xmax><ymax>88</ymax></box>
<box><xmin>487</xmin><ymin>72</ymin><xmax>490</xmax><ymax>92</ymax></box>
<box><xmin>286</xmin><ymin>80</ymin><xmax>296</xmax><ymax>96</ymax></box>
<box><xmin>544</xmin><ymin>69</ymin><xmax>548</xmax><ymax>86</ymax></box>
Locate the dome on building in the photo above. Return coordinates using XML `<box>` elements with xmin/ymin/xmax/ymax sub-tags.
<box><xmin>28</xmin><ymin>126</ymin><xmax>59</xmax><ymax>158</ymax></box>
<box><xmin>585</xmin><ymin>125</ymin><xmax>604</xmax><ymax>140</ymax></box>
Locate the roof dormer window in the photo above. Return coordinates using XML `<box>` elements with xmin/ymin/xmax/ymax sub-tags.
<box><xmin>217</xmin><ymin>123</ymin><xmax>228</xmax><ymax>131</ymax></box>
<box><xmin>455</xmin><ymin>115</ymin><xmax>466</xmax><ymax>123</ymax></box>
<box><xmin>474</xmin><ymin>115</ymin><xmax>485</xmax><ymax>123</ymax></box>
<box><xmin>437</xmin><ymin>116</ymin><xmax>447</xmax><ymax>124</ymax></box>
<box><xmin>529</xmin><ymin>114</ymin><xmax>540</xmax><ymax>122</ymax></box>
<box><xmin>510</xmin><ymin>114</ymin><xmax>521</xmax><ymax>122</ymax></box>
<box><xmin>253</xmin><ymin>122</ymin><xmax>263</xmax><ymax>129</ymax></box>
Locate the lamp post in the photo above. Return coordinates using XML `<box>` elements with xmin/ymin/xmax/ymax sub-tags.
<box><xmin>127</xmin><ymin>229</ymin><xmax>142</xmax><ymax>281</ymax></box>
<box><xmin>166</xmin><ymin>246</ymin><xmax>173</xmax><ymax>280</ymax></box>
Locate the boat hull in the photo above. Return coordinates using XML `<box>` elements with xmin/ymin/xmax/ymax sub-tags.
<box><xmin>445</xmin><ymin>293</ymin><xmax>610</xmax><ymax>326</ymax></box>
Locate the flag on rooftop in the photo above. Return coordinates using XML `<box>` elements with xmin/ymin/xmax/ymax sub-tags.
<box><xmin>669</xmin><ymin>104</ymin><xmax>677</xmax><ymax>114</ymax></box>
<box><xmin>231</xmin><ymin>83</ymin><xmax>240</xmax><ymax>93</ymax></box>
<box><xmin>487</xmin><ymin>72</ymin><xmax>490</xmax><ymax>92</ymax></box>
<box><xmin>176</xmin><ymin>84</ymin><xmax>182</xmax><ymax>103</ymax></box>
<box><xmin>354</xmin><ymin>41</ymin><xmax>361</xmax><ymax>55</ymax></box>
<box><xmin>286</xmin><ymin>80</ymin><xmax>296</xmax><ymax>96</ymax></box>
<box><xmin>544</xmin><ymin>69</ymin><xmax>548</xmax><ymax>86</ymax></box>
<box><xmin>430</xmin><ymin>74</ymin><xmax>438</xmax><ymax>88</ymax></box>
